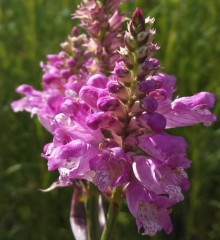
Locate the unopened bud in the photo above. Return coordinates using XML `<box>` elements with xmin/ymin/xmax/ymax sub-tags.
<box><xmin>136</xmin><ymin>46</ymin><xmax>148</xmax><ymax>63</ymax></box>
<box><xmin>149</xmin><ymin>89</ymin><xmax>167</xmax><ymax>102</ymax></box>
<box><xmin>138</xmin><ymin>79</ymin><xmax>156</xmax><ymax>93</ymax></box>
<box><xmin>138</xmin><ymin>112</ymin><xmax>166</xmax><ymax>132</ymax></box>
<box><xmin>71</xmin><ymin>27</ymin><xmax>79</xmax><ymax>37</ymax></box>
<box><xmin>60</xmin><ymin>41</ymin><xmax>71</xmax><ymax>52</ymax></box>
<box><xmin>97</xmin><ymin>96</ymin><xmax>120</xmax><ymax>111</ymax></box>
<box><xmin>107</xmin><ymin>81</ymin><xmax>123</xmax><ymax>93</ymax></box>
<box><xmin>131</xmin><ymin>8</ymin><xmax>145</xmax><ymax>33</ymax></box>
<box><xmin>67</xmin><ymin>59</ymin><xmax>76</xmax><ymax>68</ymax></box>
<box><xmin>131</xmin><ymin>100</ymin><xmax>142</xmax><ymax>113</ymax></box>
<box><xmin>140</xmin><ymin>96</ymin><xmax>158</xmax><ymax>113</ymax></box>
<box><xmin>137</xmin><ymin>31</ymin><xmax>149</xmax><ymax>45</ymax></box>
<box><xmin>118</xmin><ymin>47</ymin><xmax>134</xmax><ymax>69</ymax></box>
<box><xmin>114</xmin><ymin>63</ymin><xmax>132</xmax><ymax>84</ymax></box>
<box><xmin>143</xmin><ymin>58</ymin><xmax>160</xmax><ymax>71</ymax></box>
<box><xmin>124</xmin><ymin>31</ymin><xmax>136</xmax><ymax>51</ymax></box>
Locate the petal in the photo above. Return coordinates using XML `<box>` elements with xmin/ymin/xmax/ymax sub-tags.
<box><xmin>79</xmin><ymin>86</ymin><xmax>99</xmax><ymax>109</ymax></box>
<box><xmin>137</xmin><ymin>201</ymin><xmax>162</xmax><ymax>236</ymax></box>
<box><xmin>162</xmin><ymin>92</ymin><xmax>216</xmax><ymax>128</ymax></box>
<box><xmin>86</xmin><ymin>74</ymin><xmax>109</xmax><ymax>88</ymax></box>
<box><xmin>137</xmin><ymin>133</ymin><xmax>189</xmax><ymax>167</ymax></box>
<box><xmin>126</xmin><ymin>181</ymin><xmax>173</xmax><ymax>236</ymax></box>
<box><xmin>132</xmin><ymin>156</ymin><xmax>189</xmax><ymax>202</ymax></box>
<box><xmin>153</xmin><ymin>73</ymin><xmax>176</xmax><ymax>100</ymax></box>
<box><xmin>90</xmin><ymin>147</ymin><xmax>130</xmax><ymax>191</ymax></box>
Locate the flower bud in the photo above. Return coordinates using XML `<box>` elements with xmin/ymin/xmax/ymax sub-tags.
<box><xmin>71</xmin><ymin>26</ymin><xmax>79</xmax><ymax>37</ymax></box>
<box><xmin>109</xmin><ymin>11</ymin><xmax>124</xmax><ymax>31</ymax></box>
<box><xmin>97</xmin><ymin>96</ymin><xmax>120</xmax><ymax>111</ymax></box>
<box><xmin>147</xmin><ymin>29</ymin><xmax>156</xmax><ymax>43</ymax></box>
<box><xmin>86</xmin><ymin>112</ymin><xmax>122</xmax><ymax>134</ymax></box>
<box><xmin>149</xmin><ymin>89</ymin><xmax>167</xmax><ymax>102</ymax></box>
<box><xmin>124</xmin><ymin>32</ymin><xmax>136</xmax><ymax>51</ymax></box>
<box><xmin>114</xmin><ymin>61</ymin><xmax>130</xmax><ymax>78</ymax></box>
<box><xmin>138</xmin><ymin>79</ymin><xmax>156</xmax><ymax>93</ymax></box>
<box><xmin>87</xmin><ymin>74</ymin><xmax>109</xmax><ymax>89</ymax></box>
<box><xmin>114</xmin><ymin>62</ymin><xmax>132</xmax><ymax>84</ymax></box>
<box><xmin>107</xmin><ymin>80</ymin><xmax>123</xmax><ymax>93</ymax></box>
<box><xmin>136</xmin><ymin>46</ymin><xmax>148</xmax><ymax>63</ymax></box>
<box><xmin>66</xmin><ymin>59</ymin><xmax>76</xmax><ymax>68</ymax></box>
<box><xmin>60</xmin><ymin>41</ymin><xmax>72</xmax><ymax>53</ymax></box>
<box><xmin>138</xmin><ymin>112</ymin><xmax>166</xmax><ymax>132</ymax></box>
<box><xmin>61</xmin><ymin>69</ymin><xmax>72</xmax><ymax>79</ymax></box>
<box><xmin>118</xmin><ymin>47</ymin><xmax>134</xmax><ymax>69</ymax></box>
<box><xmin>131</xmin><ymin>8</ymin><xmax>145</xmax><ymax>33</ymax></box>
<box><xmin>143</xmin><ymin>58</ymin><xmax>160</xmax><ymax>71</ymax></box>
<box><xmin>137</xmin><ymin>31</ymin><xmax>149</xmax><ymax>45</ymax></box>
<box><xmin>140</xmin><ymin>96</ymin><xmax>158</xmax><ymax>113</ymax></box>
<box><xmin>107</xmin><ymin>80</ymin><xmax>129</xmax><ymax>101</ymax></box>
<box><xmin>131</xmin><ymin>100</ymin><xmax>142</xmax><ymax>113</ymax></box>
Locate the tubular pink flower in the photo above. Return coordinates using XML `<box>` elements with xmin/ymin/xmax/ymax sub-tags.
<box><xmin>136</xmin><ymin>133</ymin><xmax>190</xmax><ymax>168</ymax></box>
<box><xmin>90</xmin><ymin>147</ymin><xmax>131</xmax><ymax>192</ymax></box>
<box><xmin>126</xmin><ymin>180</ymin><xmax>173</xmax><ymax>236</ymax></box>
<box><xmin>163</xmin><ymin>92</ymin><xmax>216</xmax><ymax>128</ymax></box>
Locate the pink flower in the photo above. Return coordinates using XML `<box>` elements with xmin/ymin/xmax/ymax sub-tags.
<box><xmin>126</xmin><ymin>180</ymin><xmax>173</xmax><ymax>236</ymax></box>
<box><xmin>163</xmin><ymin>92</ymin><xmax>216</xmax><ymax>128</ymax></box>
<box><xmin>90</xmin><ymin>147</ymin><xmax>131</xmax><ymax>192</ymax></box>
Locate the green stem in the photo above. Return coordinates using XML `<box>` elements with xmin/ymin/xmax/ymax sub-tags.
<box><xmin>101</xmin><ymin>187</ymin><xmax>123</xmax><ymax>240</ymax></box>
<box><xmin>85</xmin><ymin>183</ymin><xmax>100</xmax><ymax>240</ymax></box>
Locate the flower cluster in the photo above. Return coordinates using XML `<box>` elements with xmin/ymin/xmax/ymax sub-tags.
<box><xmin>73</xmin><ymin>0</ymin><xmax>125</xmax><ymax>73</ymax></box>
<box><xmin>12</xmin><ymin>2</ymin><xmax>216</xmax><ymax>237</ymax></box>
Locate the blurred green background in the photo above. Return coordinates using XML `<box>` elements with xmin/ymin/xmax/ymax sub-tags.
<box><xmin>0</xmin><ymin>0</ymin><xmax>220</xmax><ymax>239</ymax></box>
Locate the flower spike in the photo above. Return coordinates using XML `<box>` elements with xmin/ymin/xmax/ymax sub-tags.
<box><xmin>11</xmin><ymin>1</ymin><xmax>216</xmax><ymax>238</ymax></box>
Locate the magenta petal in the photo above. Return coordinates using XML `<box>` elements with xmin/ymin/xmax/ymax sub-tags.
<box><xmin>79</xmin><ymin>86</ymin><xmax>100</xmax><ymax>109</ymax></box>
<box><xmin>86</xmin><ymin>74</ymin><xmax>109</xmax><ymax>89</ymax></box>
<box><xmin>174</xmin><ymin>92</ymin><xmax>215</xmax><ymax>109</ymax></box>
<box><xmin>11</xmin><ymin>85</ymin><xmax>43</xmax><ymax>115</ymax></box>
<box><xmin>16</xmin><ymin>84</ymin><xmax>39</xmax><ymax>95</ymax></box>
<box><xmin>42</xmin><ymin>139</ymin><xmax>98</xmax><ymax>183</ymax></box>
<box><xmin>126</xmin><ymin>181</ymin><xmax>173</xmax><ymax>236</ymax></box>
<box><xmin>163</xmin><ymin>92</ymin><xmax>216</xmax><ymax>128</ymax></box>
<box><xmin>138</xmin><ymin>79</ymin><xmax>156</xmax><ymax>93</ymax></box>
<box><xmin>133</xmin><ymin>156</ymin><xmax>187</xmax><ymax>201</ymax></box>
<box><xmin>137</xmin><ymin>133</ymin><xmax>190</xmax><ymax>167</ymax></box>
<box><xmin>153</xmin><ymin>73</ymin><xmax>176</xmax><ymax>100</ymax></box>
<box><xmin>58</xmin><ymin>140</ymin><xmax>87</xmax><ymax>159</ymax></box>
<box><xmin>79</xmin><ymin>86</ymin><xmax>109</xmax><ymax>109</ymax></box>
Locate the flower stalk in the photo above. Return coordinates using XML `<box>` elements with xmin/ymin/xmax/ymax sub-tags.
<box><xmin>85</xmin><ymin>183</ymin><xmax>100</xmax><ymax>240</ymax></box>
<box><xmin>101</xmin><ymin>187</ymin><xmax>123</xmax><ymax>240</ymax></box>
